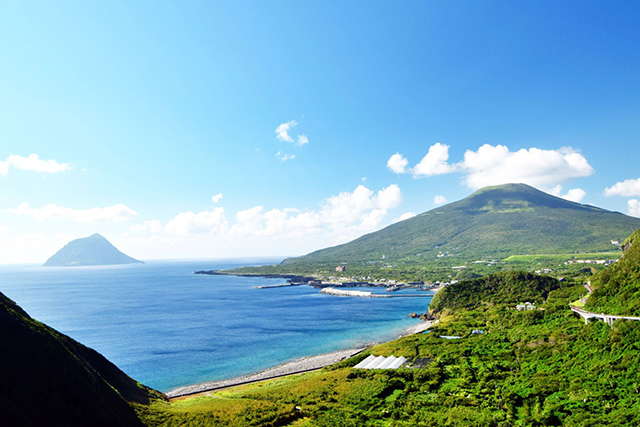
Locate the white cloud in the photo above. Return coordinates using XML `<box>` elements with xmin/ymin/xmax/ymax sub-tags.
<box><xmin>130</xmin><ymin>220</ymin><xmax>162</xmax><ymax>233</ymax></box>
<box><xmin>629</xmin><ymin>200</ymin><xmax>640</xmax><ymax>218</ymax></box>
<box><xmin>604</xmin><ymin>178</ymin><xmax>640</xmax><ymax>197</ymax></box>
<box><xmin>562</xmin><ymin>188</ymin><xmax>587</xmax><ymax>203</ymax></box>
<box><xmin>211</xmin><ymin>193</ymin><xmax>223</xmax><ymax>203</ymax></box>
<box><xmin>375</xmin><ymin>184</ymin><xmax>403</xmax><ymax>209</ymax></box>
<box><xmin>0</xmin><ymin>226</ymin><xmax>9</xmax><ymax>233</ymax></box>
<box><xmin>394</xmin><ymin>143</ymin><xmax>594</xmax><ymax>189</ymax></box>
<box><xmin>177</xmin><ymin>184</ymin><xmax>404</xmax><ymax>242</ymax></box>
<box><xmin>164</xmin><ymin>207</ymin><xmax>227</xmax><ymax>235</ymax></box>
<box><xmin>434</xmin><ymin>195</ymin><xmax>448</xmax><ymax>205</ymax></box>
<box><xmin>0</xmin><ymin>153</ymin><xmax>70</xmax><ymax>176</ymax></box>
<box><xmin>395</xmin><ymin>212</ymin><xmax>416</xmax><ymax>223</ymax></box>
<box><xmin>9</xmin><ymin>202</ymin><xmax>138</xmax><ymax>222</ymax></box>
<box><xmin>297</xmin><ymin>134</ymin><xmax>309</xmax><ymax>146</ymax></box>
<box><xmin>413</xmin><ymin>143</ymin><xmax>457</xmax><ymax>176</ymax></box>
<box><xmin>276</xmin><ymin>151</ymin><xmax>296</xmax><ymax>162</ymax></box>
<box><xmin>320</xmin><ymin>185</ymin><xmax>402</xmax><ymax>226</ymax></box>
<box><xmin>119</xmin><ymin>185</ymin><xmax>405</xmax><ymax>261</ymax></box>
<box><xmin>275</xmin><ymin>120</ymin><xmax>297</xmax><ymax>142</ymax></box>
<box><xmin>548</xmin><ymin>185</ymin><xmax>587</xmax><ymax>203</ymax></box>
<box><xmin>460</xmin><ymin>145</ymin><xmax>593</xmax><ymax>189</ymax></box>
<box><xmin>230</xmin><ymin>206</ymin><xmax>266</xmax><ymax>235</ymax></box>
<box><xmin>387</xmin><ymin>153</ymin><xmax>408</xmax><ymax>174</ymax></box>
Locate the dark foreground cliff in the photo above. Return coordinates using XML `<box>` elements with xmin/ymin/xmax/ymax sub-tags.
<box><xmin>0</xmin><ymin>291</ymin><xmax>163</xmax><ymax>427</ymax></box>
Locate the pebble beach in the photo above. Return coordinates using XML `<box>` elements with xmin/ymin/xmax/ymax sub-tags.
<box><xmin>166</xmin><ymin>318</ymin><xmax>439</xmax><ymax>398</ymax></box>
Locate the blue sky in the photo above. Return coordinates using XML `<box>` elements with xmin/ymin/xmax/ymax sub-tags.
<box><xmin>1</xmin><ymin>1</ymin><xmax>640</xmax><ymax>263</ymax></box>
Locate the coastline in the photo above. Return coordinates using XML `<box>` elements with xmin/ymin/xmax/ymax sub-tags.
<box><xmin>166</xmin><ymin>348</ymin><xmax>366</xmax><ymax>398</ymax></box>
<box><xmin>165</xmin><ymin>318</ymin><xmax>439</xmax><ymax>399</ymax></box>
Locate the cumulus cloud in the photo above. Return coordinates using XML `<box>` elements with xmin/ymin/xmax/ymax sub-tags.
<box><xmin>562</xmin><ymin>188</ymin><xmax>587</xmax><ymax>203</ymax></box>
<box><xmin>391</xmin><ymin>143</ymin><xmax>594</xmax><ymax>189</ymax></box>
<box><xmin>276</xmin><ymin>151</ymin><xmax>296</xmax><ymax>162</ymax></box>
<box><xmin>434</xmin><ymin>195</ymin><xmax>448</xmax><ymax>205</ymax></box>
<box><xmin>211</xmin><ymin>193</ymin><xmax>223</xmax><ymax>203</ymax></box>
<box><xmin>548</xmin><ymin>185</ymin><xmax>587</xmax><ymax>203</ymax></box>
<box><xmin>604</xmin><ymin>178</ymin><xmax>640</xmax><ymax>197</ymax></box>
<box><xmin>195</xmin><ymin>184</ymin><xmax>403</xmax><ymax>241</ymax></box>
<box><xmin>0</xmin><ymin>153</ymin><xmax>70</xmax><ymax>176</ymax></box>
<box><xmin>141</xmin><ymin>184</ymin><xmax>404</xmax><ymax>259</ymax></box>
<box><xmin>629</xmin><ymin>200</ymin><xmax>640</xmax><ymax>218</ymax></box>
<box><xmin>395</xmin><ymin>212</ymin><xmax>416</xmax><ymax>223</ymax></box>
<box><xmin>165</xmin><ymin>207</ymin><xmax>227</xmax><ymax>235</ymax></box>
<box><xmin>413</xmin><ymin>143</ymin><xmax>457</xmax><ymax>176</ymax></box>
<box><xmin>321</xmin><ymin>185</ymin><xmax>403</xmax><ymax>226</ymax></box>
<box><xmin>230</xmin><ymin>206</ymin><xmax>266</xmax><ymax>235</ymax></box>
<box><xmin>387</xmin><ymin>153</ymin><xmax>408</xmax><ymax>174</ymax></box>
<box><xmin>9</xmin><ymin>202</ymin><xmax>138</xmax><ymax>222</ymax></box>
<box><xmin>275</xmin><ymin>120</ymin><xmax>297</xmax><ymax>142</ymax></box>
<box><xmin>460</xmin><ymin>145</ymin><xmax>593</xmax><ymax>189</ymax></box>
<box><xmin>297</xmin><ymin>134</ymin><xmax>309</xmax><ymax>146</ymax></box>
<box><xmin>130</xmin><ymin>220</ymin><xmax>162</xmax><ymax>233</ymax></box>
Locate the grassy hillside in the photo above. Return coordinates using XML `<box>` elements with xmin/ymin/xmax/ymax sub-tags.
<box><xmin>0</xmin><ymin>291</ymin><xmax>163</xmax><ymax>427</ymax></box>
<box><xmin>587</xmin><ymin>227</ymin><xmax>640</xmax><ymax>315</ymax></box>
<box><xmin>283</xmin><ymin>184</ymin><xmax>640</xmax><ymax>265</ymax></box>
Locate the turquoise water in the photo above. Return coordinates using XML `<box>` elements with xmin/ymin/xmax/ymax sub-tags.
<box><xmin>0</xmin><ymin>259</ymin><xmax>433</xmax><ymax>392</ymax></box>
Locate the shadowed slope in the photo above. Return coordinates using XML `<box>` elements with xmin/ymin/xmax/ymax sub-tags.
<box><xmin>0</xmin><ymin>291</ymin><xmax>162</xmax><ymax>427</ymax></box>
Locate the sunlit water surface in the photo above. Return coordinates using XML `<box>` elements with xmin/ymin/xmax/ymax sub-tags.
<box><xmin>0</xmin><ymin>260</ymin><xmax>432</xmax><ymax>391</ymax></box>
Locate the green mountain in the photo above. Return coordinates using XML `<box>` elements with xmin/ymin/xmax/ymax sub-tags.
<box><xmin>587</xmin><ymin>227</ymin><xmax>640</xmax><ymax>315</ymax></box>
<box><xmin>44</xmin><ymin>233</ymin><xmax>143</xmax><ymax>267</ymax></box>
<box><xmin>284</xmin><ymin>183</ymin><xmax>640</xmax><ymax>265</ymax></box>
<box><xmin>0</xmin><ymin>291</ymin><xmax>162</xmax><ymax>426</ymax></box>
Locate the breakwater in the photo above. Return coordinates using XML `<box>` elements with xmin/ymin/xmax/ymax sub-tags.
<box><xmin>253</xmin><ymin>283</ymin><xmax>305</xmax><ymax>289</ymax></box>
<box><xmin>320</xmin><ymin>287</ymin><xmax>391</xmax><ymax>298</ymax></box>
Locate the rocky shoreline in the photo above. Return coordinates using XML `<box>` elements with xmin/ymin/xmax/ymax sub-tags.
<box><xmin>194</xmin><ymin>270</ymin><xmax>316</xmax><ymax>283</ymax></box>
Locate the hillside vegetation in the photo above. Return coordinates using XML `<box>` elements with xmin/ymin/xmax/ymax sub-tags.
<box><xmin>587</xmin><ymin>227</ymin><xmax>640</xmax><ymax>315</ymax></box>
<box><xmin>139</xmin><ymin>261</ymin><xmax>640</xmax><ymax>426</ymax></box>
<box><xmin>0</xmin><ymin>291</ymin><xmax>162</xmax><ymax>427</ymax></box>
<box><xmin>429</xmin><ymin>271</ymin><xmax>562</xmax><ymax>314</ymax></box>
<box><xmin>144</xmin><ymin>228</ymin><xmax>640</xmax><ymax>425</ymax></box>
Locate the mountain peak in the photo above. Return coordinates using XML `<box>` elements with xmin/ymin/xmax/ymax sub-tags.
<box><xmin>285</xmin><ymin>183</ymin><xmax>640</xmax><ymax>264</ymax></box>
<box><xmin>43</xmin><ymin>234</ymin><xmax>143</xmax><ymax>267</ymax></box>
<box><xmin>453</xmin><ymin>183</ymin><xmax>597</xmax><ymax>214</ymax></box>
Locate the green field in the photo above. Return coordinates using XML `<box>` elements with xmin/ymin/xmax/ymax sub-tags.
<box><xmin>502</xmin><ymin>252</ymin><xmax>622</xmax><ymax>263</ymax></box>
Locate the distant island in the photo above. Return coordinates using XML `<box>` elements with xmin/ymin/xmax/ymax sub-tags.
<box><xmin>43</xmin><ymin>233</ymin><xmax>143</xmax><ymax>267</ymax></box>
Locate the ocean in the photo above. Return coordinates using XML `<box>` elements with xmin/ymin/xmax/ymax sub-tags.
<box><xmin>0</xmin><ymin>259</ymin><xmax>433</xmax><ymax>392</ymax></box>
